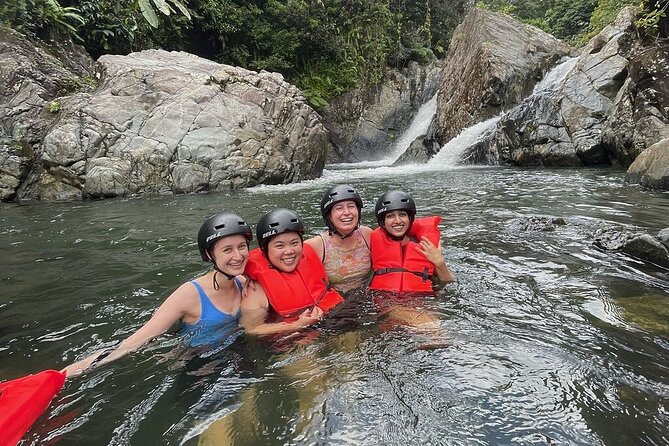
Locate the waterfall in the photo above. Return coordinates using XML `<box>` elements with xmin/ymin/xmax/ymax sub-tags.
<box><xmin>428</xmin><ymin>115</ymin><xmax>501</xmax><ymax>167</ymax></box>
<box><xmin>254</xmin><ymin>56</ymin><xmax>592</xmax><ymax>194</ymax></box>
<box><xmin>532</xmin><ymin>57</ymin><xmax>578</xmax><ymax>94</ymax></box>
<box><xmin>386</xmin><ymin>93</ymin><xmax>438</xmax><ymax>163</ymax></box>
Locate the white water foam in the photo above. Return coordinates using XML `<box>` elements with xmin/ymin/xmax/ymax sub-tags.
<box><xmin>386</xmin><ymin>92</ymin><xmax>438</xmax><ymax>163</ymax></box>
<box><xmin>428</xmin><ymin>115</ymin><xmax>502</xmax><ymax>167</ymax></box>
<box><xmin>247</xmin><ymin>100</ymin><xmax>504</xmax><ymax>194</ymax></box>
<box><xmin>532</xmin><ymin>57</ymin><xmax>578</xmax><ymax>94</ymax></box>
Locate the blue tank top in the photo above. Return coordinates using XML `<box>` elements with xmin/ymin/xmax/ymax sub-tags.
<box><xmin>181</xmin><ymin>278</ymin><xmax>242</xmax><ymax>347</ymax></box>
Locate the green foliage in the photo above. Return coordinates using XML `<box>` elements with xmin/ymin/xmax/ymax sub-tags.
<box><xmin>409</xmin><ymin>45</ymin><xmax>436</xmax><ymax>64</ymax></box>
<box><xmin>296</xmin><ymin>59</ymin><xmax>359</xmax><ymax>108</ymax></box>
<box><xmin>475</xmin><ymin>0</ymin><xmax>644</xmax><ymax>43</ymax></box>
<box><xmin>0</xmin><ymin>0</ymin><xmax>84</xmax><ymax>38</ymax></box>
<box><xmin>636</xmin><ymin>0</ymin><xmax>669</xmax><ymax>39</ymax></box>
<box><xmin>577</xmin><ymin>0</ymin><xmax>636</xmax><ymax>43</ymax></box>
<box><xmin>48</xmin><ymin>100</ymin><xmax>61</xmax><ymax>113</ymax></box>
<box><xmin>546</xmin><ymin>0</ymin><xmax>598</xmax><ymax>40</ymax></box>
<box><xmin>138</xmin><ymin>0</ymin><xmax>191</xmax><ymax>29</ymax></box>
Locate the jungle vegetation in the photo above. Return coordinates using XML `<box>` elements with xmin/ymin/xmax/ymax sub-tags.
<box><xmin>1</xmin><ymin>0</ymin><xmax>666</xmax><ymax>107</ymax></box>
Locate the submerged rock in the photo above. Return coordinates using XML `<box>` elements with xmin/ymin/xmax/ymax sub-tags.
<box><xmin>621</xmin><ymin>234</ymin><xmax>669</xmax><ymax>267</ymax></box>
<box><xmin>593</xmin><ymin>225</ymin><xmax>669</xmax><ymax>267</ymax></box>
<box><xmin>617</xmin><ymin>293</ymin><xmax>669</xmax><ymax>334</ymax></box>
<box><xmin>507</xmin><ymin>216</ymin><xmax>568</xmax><ymax>232</ymax></box>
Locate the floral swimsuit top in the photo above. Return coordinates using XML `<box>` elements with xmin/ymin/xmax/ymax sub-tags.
<box><xmin>320</xmin><ymin>230</ymin><xmax>372</xmax><ymax>294</ymax></box>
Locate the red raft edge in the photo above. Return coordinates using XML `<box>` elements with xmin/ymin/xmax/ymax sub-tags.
<box><xmin>0</xmin><ymin>370</ymin><xmax>66</xmax><ymax>446</ymax></box>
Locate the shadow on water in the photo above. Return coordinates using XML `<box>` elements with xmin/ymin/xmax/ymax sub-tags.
<box><xmin>1</xmin><ymin>167</ymin><xmax>668</xmax><ymax>445</ymax></box>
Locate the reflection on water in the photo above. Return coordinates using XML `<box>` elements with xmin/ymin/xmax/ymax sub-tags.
<box><xmin>1</xmin><ymin>167</ymin><xmax>668</xmax><ymax>445</ymax></box>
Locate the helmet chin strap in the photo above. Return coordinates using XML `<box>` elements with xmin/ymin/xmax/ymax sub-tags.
<box><xmin>208</xmin><ymin>251</ymin><xmax>235</xmax><ymax>291</ymax></box>
<box><xmin>328</xmin><ymin>218</ymin><xmax>360</xmax><ymax>239</ymax></box>
<box><xmin>212</xmin><ymin>267</ymin><xmax>236</xmax><ymax>291</ymax></box>
<box><xmin>331</xmin><ymin>228</ymin><xmax>354</xmax><ymax>239</ymax></box>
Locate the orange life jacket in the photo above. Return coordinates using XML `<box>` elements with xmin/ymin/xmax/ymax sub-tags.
<box><xmin>369</xmin><ymin>216</ymin><xmax>442</xmax><ymax>293</ymax></box>
<box><xmin>245</xmin><ymin>244</ymin><xmax>344</xmax><ymax>318</ymax></box>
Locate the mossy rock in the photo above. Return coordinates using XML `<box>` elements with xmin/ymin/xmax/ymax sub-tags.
<box><xmin>616</xmin><ymin>293</ymin><xmax>669</xmax><ymax>334</ymax></box>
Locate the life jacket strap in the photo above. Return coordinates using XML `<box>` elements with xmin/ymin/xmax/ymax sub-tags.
<box><xmin>374</xmin><ymin>267</ymin><xmax>430</xmax><ymax>282</ymax></box>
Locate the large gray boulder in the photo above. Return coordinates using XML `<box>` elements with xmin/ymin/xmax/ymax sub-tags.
<box><xmin>602</xmin><ymin>44</ymin><xmax>669</xmax><ymax>166</ymax></box>
<box><xmin>321</xmin><ymin>60</ymin><xmax>442</xmax><ymax>162</ymax></box>
<box><xmin>434</xmin><ymin>8</ymin><xmax>570</xmax><ymax>146</ymax></box>
<box><xmin>0</xmin><ymin>28</ymin><xmax>95</xmax><ymax>201</ymax></box>
<box><xmin>461</xmin><ymin>7</ymin><xmax>642</xmax><ymax>167</ymax></box>
<box><xmin>17</xmin><ymin>49</ymin><xmax>331</xmax><ymax>200</ymax></box>
<box><xmin>626</xmin><ymin>138</ymin><xmax>669</xmax><ymax>189</ymax></box>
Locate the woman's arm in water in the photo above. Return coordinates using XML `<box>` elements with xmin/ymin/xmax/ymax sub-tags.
<box><xmin>418</xmin><ymin>237</ymin><xmax>456</xmax><ymax>283</ymax></box>
<box><xmin>240</xmin><ymin>283</ymin><xmax>322</xmax><ymax>336</ymax></box>
<box><xmin>61</xmin><ymin>283</ymin><xmax>194</xmax><ymax>377</ymax></box>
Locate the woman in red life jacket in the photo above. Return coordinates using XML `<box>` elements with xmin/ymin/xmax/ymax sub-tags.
<box><xmin>369</xmin><ymin>190</ymin><xmax>455</xmax><ymax>334</ymax></box>
<box><xmin>370</xmin><ymin>190</ymin><xmax>455</xmax><ymax>293</ymax></box>
<box><xmin>61</xmin><ymin>212</ymin><xmax>253</xmax><ymax>377</ymax></box>
<box><xmin>305</xmin><ymin>184</ymin><xmax>372</xmax><ymax>294</ymax></box>
<box><xmin>241</xmin><ymin>208</ymin><xmax>345</xmax><ymax>336</ymax></box>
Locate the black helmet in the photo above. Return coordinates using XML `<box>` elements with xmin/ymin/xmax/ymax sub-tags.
<box><xmin>256</xmin><ymin>208</ymin><xmax>305</xmax><ymax>251</ymax></box>
<box><xmin>198</xmin><ymin>212</ymin><xmax>252</xmax><ymax>262</ymax></box>
<box><xmin>320</xmin><ymin>184</ymin><xmax>363</xmax><ymax>235</ymax></box>
<box><xmin>374</xmin><ymin>190</ymin><xmax>416</xmax><ymax>227</ymax></box>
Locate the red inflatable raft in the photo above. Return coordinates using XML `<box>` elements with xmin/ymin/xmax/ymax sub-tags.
<box><xmin>0</xmin><ymin>370</ymin><xmax>65</xmax><ymax>446</ymax></box>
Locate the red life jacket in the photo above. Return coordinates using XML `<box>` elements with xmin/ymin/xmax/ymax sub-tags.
<box><xmin>0</xmin><ymin>370</ymin><xmax>66</xmax><ymax>446</ymax></box>
<box><xmin>369</xmin><ymin>216</ymin><xmax>442</xmax><ymax>293</ymax></box>
<box><xmin>245</xmin><ymin>244</ymin><xmax>344</xmax><ymax>318</ymax></box>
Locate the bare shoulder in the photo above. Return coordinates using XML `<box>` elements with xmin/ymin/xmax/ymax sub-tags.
<box><xmin>305</xmin><ymin>233</ymin><xmax>325</xmax><ymax>258</ymax></box>
<box><xmin>161</xmin><ymin>281</ymin><xmax>200</xmax><ymax>315</ymax></box>
<box><xmin>359</xmin><ymin>225</ymin><xmax>373</xmax><ymax>243</ymax></box>
<box><xmin>241</xmin><ymin>283</ymin><xmax>269</xmax><ymax>310</ymax></box>
<box><xmin>304</xmin><ymin>235</ymin><xmax>321</xmax><ymax>249</ymax></box>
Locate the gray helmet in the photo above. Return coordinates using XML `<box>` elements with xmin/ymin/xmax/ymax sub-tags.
<box><xmin>374</xmin><ymin>190</ymin><xmax>416</xmax><ymax>227</ymax></box>
<box><xmin>320</xmin><ymin>184</ymin><xmax>363</xmax><ymax>235</ymax></box>
<box><xmin>198</xmin><ymin>212</ymin><xmax>252</xmax><ymax>262</ymax></box>
<box><xmin>256</xmin><ymin>208</ymin><xmax>304</xmax><ymax>251</ymax></box>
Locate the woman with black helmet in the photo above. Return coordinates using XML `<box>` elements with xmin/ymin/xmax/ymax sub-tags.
<box><xmin>304</xmin><ymin>184</ymin><xmax>372</xmax><ymax>294</ymax></box>
<box><xmin>370</xmin><ymin>190</ymin><xmax>455</xmax><ymax>293</ymax></box>
<box><xmin>241</xmin><ymin>208</ymin><xmax>345</xmax><ymax>335</ymax></box>
<box><xmin>61</xmin><ymin>212</ymin><xmax>253</xmax><ymax>377</ymax></box>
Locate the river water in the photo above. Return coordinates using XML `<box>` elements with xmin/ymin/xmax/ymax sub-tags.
<box><xmin>1</xmin><ymin>161</ymin><xmax>668</xmax><ymax>445</ymax></box>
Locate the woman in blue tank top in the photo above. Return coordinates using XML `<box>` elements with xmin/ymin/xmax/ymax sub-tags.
<box><xmin>61</xmin><ymin>212</ymin><xmax>253</xmax><ymax>378</ymax></box>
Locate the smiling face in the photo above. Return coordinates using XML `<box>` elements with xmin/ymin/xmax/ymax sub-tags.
<box><xmin>329</xmin><ymin>200</ymin><xmax>360</xmax><ymax>234</ymax></box>
<box><xmin>382</xmin><ymin>210</ymin><xmax>411</xmax><ymax>238</ymax></box>
<box><xmin>209</xmin><ymin>234</ymin><xmax>249</xmax><ymax>276</ymax></box>
<box><xmin>266</xmin><ymin>231</ymin><xmax>303</xmax><ymax>272</ymax></box>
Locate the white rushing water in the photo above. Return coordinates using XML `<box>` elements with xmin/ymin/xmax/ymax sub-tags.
<box><xmin>386</xmin><ymin>92</ymin><xmax>438</xmax><ymax>163</ymax></box>
<box><xmin>250</xmin><ymin>95</ymin><xmax>504</xmax><ymax>194</ymax></box>
<box><xmin>428</xmin><ymin>115</ymin><xmax>501</xmax><ymax>167</ymax></box>
<box><xmin>251</xmin><ymin>116</ymin><xmax>499</xmax><ymax>194</ymax></box>
<box><xmin>532</xmin><ymin>56</ymin><xmax>578</xmax><ymax>94</ymax></box>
